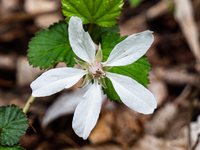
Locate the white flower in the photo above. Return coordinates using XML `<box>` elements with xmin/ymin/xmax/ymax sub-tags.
<box><xmin>30</xmin><ymin>16</ymin><xmax>157</xmax><ymax>139</ymax></box>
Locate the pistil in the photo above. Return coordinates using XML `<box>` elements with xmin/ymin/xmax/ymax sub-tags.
<box><xmin>89</xmin><ymin>62</ymin><xmax>106</xmax><ymax>79</ymax></box>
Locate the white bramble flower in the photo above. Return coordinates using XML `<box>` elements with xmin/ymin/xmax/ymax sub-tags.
<box><xmin>30</xmin><ymin>17</ymin><xmax>157</xmax><ymax>139</ymax></box>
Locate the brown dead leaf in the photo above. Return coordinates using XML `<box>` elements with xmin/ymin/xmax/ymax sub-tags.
<box><xmin>174</xmin><ymin>0</ymin><xmax>200</xmax><ymax>69</ymax></box>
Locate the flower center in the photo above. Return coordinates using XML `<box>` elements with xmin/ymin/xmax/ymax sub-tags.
<box><xmin>88</xmin><ymin>62</ymin><xmax>105</xmax><ymax>79</ymax></box>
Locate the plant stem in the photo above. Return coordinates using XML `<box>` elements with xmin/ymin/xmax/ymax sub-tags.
<box><xmin>23</xmin><ymin>95</ymin><xmax>35</xmax><ymax>114</ymax></box>
<box><xmin>88</xmin><ymin>23</ymin><xmax>93</xmax><ymax>34</ymax></box>
<box><xmin>23</xmin><ymin>63</ymin><xmax>58</xmax><ymax>114</ymax></box>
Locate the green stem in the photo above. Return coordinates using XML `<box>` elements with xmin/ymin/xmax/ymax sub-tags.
<box><xmin>23</xmin><ymin>95</ymin><xmax>35</xmax><ymax>114</ymax></box>
<box><xmin>88</xmin><ymin>23</ymin><xmax>93</xmax><ymax>34</ymax></box>
<box><xmin>23</xmin><ymin>63</ymin><xmax>59</xmax><ymax>114</ymax></box>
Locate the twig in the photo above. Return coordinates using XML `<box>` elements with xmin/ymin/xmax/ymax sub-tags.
<box><xmin>28</xmin><ymin>122</ymin><xmax>37</xmax><ymax>133</ymax></box>
<box><xmin>188</xmin><ymin>97</ymin><xmax>193</xmax><ymax>150</ymax></box>
<box><xmin>174</xmin><ymin>0</ymin><xmax>200</xmax><ymax>72</ymax></box>
<box><xmin>58</xmin><ymin>133</ymin><xmax>81</xmax><ymax>150</ymax></box>
<box><xmin>0</xmin><ymin>10</ymin><xmax>60</xmax><ymax>24</ymax></box>
<box><xmin>121</xmin><ymin>0</ymin><xmax>170</xmax><ymax>32</ymax></box>
<box><xmin>192</xmin><ymin>134</ymin><xmax>200</xmax><ymax>150</ymax></box>
<box><xmin>185</xmin><ymin>86</ymin><xmax>199</xmax><ymax>150</ymax></box>
<box><xmin>174</xmin><ymin>84</ymin><xmax>193</xmax><ymax>105</ymax></box>
<box><xmin>153</xmin><ymin>67</ymin><xmax>200</xmax><ymax>88</ymax></box>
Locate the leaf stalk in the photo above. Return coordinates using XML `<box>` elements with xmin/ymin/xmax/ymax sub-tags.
<box><xmin>23</xmin><ymin>95</ymin><xmax>35</xmax><ymax>114</ymax></box>
<box><xmin>88</xmin><ymin>23</ymin><xmax>93</xmax><ymax>34</ymax></box>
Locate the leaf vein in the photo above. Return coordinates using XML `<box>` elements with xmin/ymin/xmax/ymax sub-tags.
<box><xmin>67</xmin><ymin>1</ymin><xmax>90</xmax><ymax>22</ymax></box>
<box><xmin>95</xmin><ymin>1</ymin><xmax>120</xmax><ymax>23</ymax></box>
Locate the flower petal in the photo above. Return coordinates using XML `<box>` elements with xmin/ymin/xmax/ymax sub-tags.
<box><xmin>69</xmin><ymin>17</ymin><xmax>95</xmax><ymax>63</ymax></box>
<box><xmin>42</xmin><ymin>84</ymin><xmax>92</xmax><ymax>127</ymax></box>
<box><xmin>102</xmin><ymin>30</ymin><xmax>154</xmax><ymax>67</ymax></box>
<box><xmin>31</xmin><ymin>68</ymin><xmax>86</xmax><ymax>97</ymax></box>
<box><xmin>72</xmin><ymin>80</ymin><xmax>102</xmax><ymax>139</ymax></box>
<box><xmin>106</xmin><ymin>72</ymin><xmax>157</xmax><ymax>114</ymax></box>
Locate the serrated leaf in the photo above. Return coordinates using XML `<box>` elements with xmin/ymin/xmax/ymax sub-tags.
<box><xmin>62</xmin><ymin>0</ymin><xmax>123</xmax><ymax>27</ymax></box>
<box><xmin>0</xmin><ymin>105</ymin><xmax>29</xmax><ymax>146</ymax></box>
<box><xmin>86</xmin><ymin>24</ymin><xmax>119</xmax><ymax>44</ymax></box>
<box><xmin>0</xmin><ymin>145</ymin><xmax>25</xmax><ymax>150</ymax></box>
<box><xmin>101</xmin><ymin>33</ymin><xmax>151</xmax><ymax>102</ymax></box>
<box><xmin>28</xmin><ymin>21</ymin><xmax>76</xmax><ymax>69</ymax></box>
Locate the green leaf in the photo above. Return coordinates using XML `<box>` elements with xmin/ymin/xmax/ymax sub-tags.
<box><xmin>0</xmin><ymin>145</ymin><xmax>25</xmax><ymax>150</ymax></box>
<box><xmin>129</xmin><ymin>0</ymin><xmax>144</xmax><ymax>7</ymax></box>
<box><xmin>62</xmin><ymin>0</ymin><xmax>123</xmax><ymax>27</ymax></box>
<box><xmin>101</xmin><ymin>33</ymin><xmax>151</xmax><ymax>102</ymax></box>
<box><xmin>0</xmin><ymin>105</ymin><xmax>29</xmax><ymax>146</ymax></box>
<box><xmin>28</xmin><ymin>21</ymin><xmax>76</xmax><ymax>69</ymax></box>
<box><xmin>86</xmin><ymin>24</ymin><xmax>119</xmax><ymax>44</ymax></box>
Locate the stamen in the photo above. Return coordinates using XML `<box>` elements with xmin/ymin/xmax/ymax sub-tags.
<box><xmin>88</xmin><ymin>62</ymin><xmax>105</xmax><ymax>79</ymax></box>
